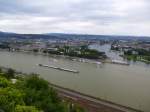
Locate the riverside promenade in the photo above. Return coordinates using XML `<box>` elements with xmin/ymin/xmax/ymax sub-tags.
<box><xmin>49</xmin><ymin>83</ymin><xmax>143</xmax><ymax>112</ymax></box>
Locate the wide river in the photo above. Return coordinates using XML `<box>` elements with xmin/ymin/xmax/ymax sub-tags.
<box><xmin>0</xmin><ymin>46</ymin><xmax>150</xmax><ymax>112</ymax></box>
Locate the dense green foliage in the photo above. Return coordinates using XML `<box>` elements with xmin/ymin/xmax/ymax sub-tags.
<box><xmin>43</xmin><ymin>45</ymin><xmax>106</xmax><ymax>59</ymax></box>
<box><xmin>16</xmin><ymin>75</ymin><xmax>62</xmax><ymax>112</ymax></box>
<box><xmin>0</xmin><ymin>43</ymin><xmax>10</xmax><ymax>49</ymax></box>
<box><xmin>124</xmin><ymin>49</ymin><xmax>150</xmax><ymax>63</ymax></box>
<box><xmin>0</xmin><ymin>69</ymin><xmax>85</xmax><ymax>112</ymax></box>
<box><xmin>15</xmin><ymin>105</ymin><xmax>40</xmax><ymax>112</ymax></box>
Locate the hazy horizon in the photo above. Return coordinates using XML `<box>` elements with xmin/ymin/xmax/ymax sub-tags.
<box><xmin>1</xmin><ymin>30</ymin><xmax>150</xmax><ymax>37</ymax></box>
<box><xmin>0</xmin><ymin>0</ymin><xmax>150</xmax><ymax>36</ymax></box>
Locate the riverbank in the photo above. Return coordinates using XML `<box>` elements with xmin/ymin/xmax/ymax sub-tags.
<box><xmin>121</xmin><ymin>55</ymin><xmax>150</xmax><ymax>64</ymax></box>
<box><xmin>49</xmin><ymin>83</ymin><xmax>142</xmax><ymax>112</ymax></box>
<box><xmin>0</xmin><ymin>49</ymin><xmax>105</xmax><ymax>65</ymax></box>
<box><xmin>0</xmin><ymin>50</ymin><xmax>149</xmax><ymax>111</ymax></box>
<box><xmin>0</xmin><ymin>49</ymin><xmax>131</xmax><ymax>66</ymax></box>
<box><xmin>0</xmin><ymin>66</ymin><xmax>143</xmax><ymax>112</ymax></box>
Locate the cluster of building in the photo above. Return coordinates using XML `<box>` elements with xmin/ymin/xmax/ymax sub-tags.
<box><xmin>111</xmin><ymin>40</ymin><xmax>150</xmax><ymax>52</ymax></box>
<box><xmin>0</xmin><ymin>38</ymin><xmax>109</xmax><ymax>53</ymax></box>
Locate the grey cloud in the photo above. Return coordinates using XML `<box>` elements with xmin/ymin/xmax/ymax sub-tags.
<box><xmin>0</xmin><ymin>0</ymin><xmax>40</xmax><ymax>14</ymax></box>
<box><xmin>0</xmin><ymin>0</ymin><xmax>150</xmax><ymax>36</ymax></box>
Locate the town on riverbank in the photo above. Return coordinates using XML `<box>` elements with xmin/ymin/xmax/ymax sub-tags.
<box><xmin>0</xmin><ymin>32</ymin><xmax>150</xmax><ymax>112</ymax></box>
<box><xmin>1</xmin><ymin>32</ymin><xmax>150</xmax><ymax>65</ymax></box>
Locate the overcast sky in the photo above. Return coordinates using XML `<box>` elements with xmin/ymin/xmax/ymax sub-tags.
<box><xmin>0</xmin><ymin>0</ymin><xmax>150</xmax><ymax>36</ymax></box>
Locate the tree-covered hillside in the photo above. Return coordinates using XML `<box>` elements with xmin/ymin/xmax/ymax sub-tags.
<box><xmin>0</xmin><ymin>68</ymin><xmax>85</xmax><ymax>112</ymax></box>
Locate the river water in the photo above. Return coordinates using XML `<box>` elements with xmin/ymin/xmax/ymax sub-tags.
<box><xmin>89</xmin><ymin>44</ymin><xmax>124</xmax><ymax>60</ymax></box>
<box><xmin>0</xmin><ymin>45</ymin><xmax>150</xmax><ymax>112</ymax></box>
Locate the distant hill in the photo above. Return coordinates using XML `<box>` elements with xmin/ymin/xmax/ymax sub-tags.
<box><xmin>45</xmin><ymin>33</ymin><xmax>150</xmax><ymax>41</ymax></box>
<box><xmin>0</xmin><ymin>31</ymin><xmax>59</xmax><ymax>40</ymax></box>
<box><xmin>0</xmin><ymin>31</ymin><xmax>150</xmax><ymax>41</ymax></box>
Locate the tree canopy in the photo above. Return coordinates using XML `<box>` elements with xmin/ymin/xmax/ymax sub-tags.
<box><xmin>0</xmin><ymin>69</ymin><xmax>85</xmax><ymax>112</ymax></box>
